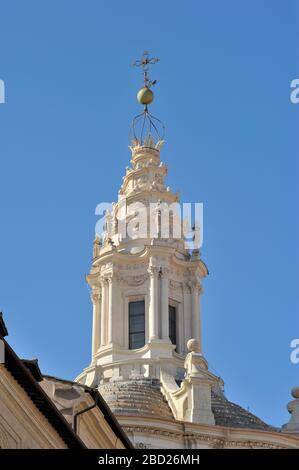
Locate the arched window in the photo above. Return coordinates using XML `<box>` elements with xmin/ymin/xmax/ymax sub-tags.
<box><xmin>169</xmin><ymin>305</ymin><xmax>177</xmax><ymax>346</ymax></box>
<box><xmin>129</xmin><ymin>300</ymin><xmax>145</xmax><ymax>349</ymax></box>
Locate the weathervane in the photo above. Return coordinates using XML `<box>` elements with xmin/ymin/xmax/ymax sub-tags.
<box><xmin>132</xmin><ymin>50</ymin><xmax>159</xmax><ymax>89</ymax></box>
<box><xmin>130</xmin><ymin>50</ymin><xmax>165</xmax><ymax>147</ymax></box>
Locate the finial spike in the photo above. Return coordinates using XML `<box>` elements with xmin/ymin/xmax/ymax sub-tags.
<box><xmin>130</xmin><ymin>51</ymin><xmax>165</xmax><ymax>147</ymax></box>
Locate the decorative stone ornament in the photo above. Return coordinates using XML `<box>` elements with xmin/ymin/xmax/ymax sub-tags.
<box><xmin>283</xmin><ymin>387</ymin><xmax>299</xmax><ymax>435</ymax></box>
<box><xmin>187</xmin><ymin>338</ymin><xmax>201</xmax><ymax>353</ymax></box>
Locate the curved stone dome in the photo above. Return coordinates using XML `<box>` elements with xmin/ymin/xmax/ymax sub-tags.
<box><xmin>211</xmin><ymin>390</ymin><xmax>276</xmax><ymax>431</ymax></box>
<box><xmin>99</xmin><ymin>379</ymin><xmax>174</xmax><ymax>420</ymax></box>
<box><xmin>100</xmin><ymin>378</ymin><xmax>276</xmax><ymax>433</ymax></box>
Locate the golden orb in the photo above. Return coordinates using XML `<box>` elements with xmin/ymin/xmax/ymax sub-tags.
<box><xmin>137</xmin><ymin>87</ymin><xmax>154</xmax><ymax>105</ymax></box>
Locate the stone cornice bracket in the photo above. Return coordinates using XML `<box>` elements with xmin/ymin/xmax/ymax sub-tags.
<box><xmin>99</xmin><ymin>276</ymin><xmax>108</xmax><ymax>286</ymax></box>
<box><xmin>183</xmin><ymin>281</ymin><xmax>192</xmax><ymax>294</ymax></box>
<box><xmin>86</xmin><ymin>272</ymin><xmax>101</xmax><ymax>290</ymax></box>
<box><xmin>191</xmin><ymin>280</ymin><xmax>203</xmax><ymax>295</ymax></box>
<box><xmin>160</xmin><ymin>266</ymin><xmax>170</xmax><ymax>278</ymax></box>
<box><xmin>100</xmin><ymin>264</ymin><xmax>118</xmax><ymax>281</ymax></box>
<box><xmin>147</xmin><ymin>266</ymin><xmax>160</xmax><ymax>277</ymax></box>
<box><xmin>90</xmin><ymin>289</ymin><xmax>101</xmax><ymax>304</ymax></box>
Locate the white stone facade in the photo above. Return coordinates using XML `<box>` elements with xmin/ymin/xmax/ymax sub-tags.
<box><xmin>77</xmin><ymin>141</ymin><xmax>208</xmax><ymax>389</ymax></box>
<box><xmin>76</xmin><ymin>139</ymin><xmax>299</xmax><ymax>449</ymax></box>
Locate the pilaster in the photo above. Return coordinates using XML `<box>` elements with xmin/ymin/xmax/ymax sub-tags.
<box><xmin>91</xmin><ymin>288</ymin><xmax>101</xmax><ymax>359</ymax></box>
<box><xmin>148</xmin><ymin>265</ymin><xmax>160</xmax><ymax>341</ymax></box>
<box><xmin>161</xmin><ymin>267</ymin><xmax>170</xmax><ymax>341</ymax></box>
<box><xmin>191</xmin><ymin>281</ymin><xmax>203</xmax><ymax>353</ymax></box>
<box><xmin>100</xmin><ymin>277</ymin><xmax>108</xmax><ymax>347</ymax></box>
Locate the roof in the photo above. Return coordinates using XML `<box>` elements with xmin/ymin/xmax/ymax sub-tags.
<box><xmin>21</xmin><ymin>359</ymin><xmax>43</xmax><ymax>382</ymax></box>
<box><xmin>99</xmin><ymin>378</ymin><xmax>276</xmax><ymax>432</ymax></box>
<box><xmin>211</xmin><ymin>390</ymin><xmax>277</xmax><ymax>431</ymax></box>
<box><xmin>0</xmin><ymin>312</ymin><xmax>8</xmax><ymax>337</ymax></box>
<box><xmin>0</xmin><ymin>316</ymin><xmax>86</xmax><ymax>449</ymax></box>
<box><xmin>100</xmin><ymin>378</ymin><xmax>174</xmax><ymax>420</ymax></box>
<box><xmin>43</xmin><ymin>374</ymin><xmax>134</xmax><ymax>449</ymax></box>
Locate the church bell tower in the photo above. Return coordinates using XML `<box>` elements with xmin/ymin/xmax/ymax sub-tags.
<box><xmin>76</xmin><ymin>52</ymin><xmax>299</xmax><ymax>450</ymax></box>
<box><xmin>77</xmin><ymin>51</ymin><xmax>210</xmax><ymax>387</ymax></box>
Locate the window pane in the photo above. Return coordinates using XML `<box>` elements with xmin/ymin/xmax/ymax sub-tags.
<box><xmin>129</xmin><ymin>301</ymin><xmax>145</xmax><ymax>349</ymax></box>
<box><xmin>129</xmin><ymin>315</ymin><xmax>144</xmax><ymax>333</ymax></box>
<box><xmin>129</xmin><ymin>300</ymin><xmax>144</xmax><ymax>317</ymax></box>
<box><xmin>169</xmin><ymin>305</ymin><xmax>177</xmax><ymax>346</ymax></box>
<box><xmin>129</xmin><ymin>332</ymin><xmax>145</xmax><ymax>349</ymax></box>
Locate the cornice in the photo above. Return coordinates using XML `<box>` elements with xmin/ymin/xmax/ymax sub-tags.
<box><xmin>119</xmin><ymin>188</ymin><xmax>179</xmax><ymax>204</ymax></box>
<box><xmin>90</xmin><ymin>245</ymin><xmax>208</xmax><ymax>283</ymax></box>
<box><xmin>121</xmin><ymin>423</ymin><xmax>296</xmax><ymax>449</ymax></box>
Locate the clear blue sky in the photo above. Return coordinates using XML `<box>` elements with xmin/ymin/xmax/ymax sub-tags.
<box><xmin>0</xmin><ymin>0</ymin><xmax>298</xmax><ymax>427</ymax></box>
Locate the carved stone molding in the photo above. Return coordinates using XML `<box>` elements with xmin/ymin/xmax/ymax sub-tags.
<box><xmin>90</xmin><ymin>290</ymin><xmax>101</xmax><ymax>304</ymax></box>
<box><xmin>169</xmin><ymin>279</ymin><xmax>182</xmax><ymax>290</ymax></box>
<box><xmin>135</xmin><ymin>441</ymin><xmax>148</xmax><ymax>449</ymax></box>
<box><xmin>183</xmin><ymin>282</ymin><xmax>192</xmax><ymax>294</ymax></box>
<box><xmin>99</xmin><ymin>276</ymin><xmax>108</xmax><ymax>287</ymax></box>
<box><xmin>191</xmin><ymin>281</ymin><xmax>202</xmax><ymax>295</ymax></box>
<box><xmin>117</xmin><ymin>274</ymin><xmax>148</xmax><ymax>287</ymax></box>
<box><xmin>122</xmin><ymin>425</ymin><xmax>288</xmax><ymax>449</ymax></box>
<box><xmin>160</xmin><ymin>267</ymin><xmax>170</xmax><ymax>278</ymax></box>
<box><xmin>147</xmin><ymin>266</ymin><xmax>160</xmax><ymax>277</ymax></box>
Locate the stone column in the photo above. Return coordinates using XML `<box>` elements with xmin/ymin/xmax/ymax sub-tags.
<box><xmin>183</xmin><ymin>282</ymin><xmax>192</xmax><ymax>354</ymax></box>
<box><xmin>107</xmin><ymin>276</ymin><xmax>114</xmax><ymax>345</ymax></box>
<box><xmin>91</xmin><ymin>288</ymin><xmax>101</xmax><ymax>358</ymax></box>
<box><xmin>161</xmin><ymin>267</ymin><xmax>170</xmax><ymax>340</ymax></box>
<box><xmin>191</xmin><ymin>282</ymin><xmax>202</xmax><ymax>352</ymax></box>
<box><xmin>100</xmin><ymin>277</ymin><xmax>107</xmax><ymax>346</ymax></box>
<box><xmin>148</xmin><ymin>266</ymin><xmax>159</xmax><ymax>341</ymax></box>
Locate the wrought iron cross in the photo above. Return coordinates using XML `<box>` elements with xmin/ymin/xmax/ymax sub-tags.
<box><xmin>132</xmin><ymin>50</ymin><xmax>159</xmax><ymax>88</ymax></box>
